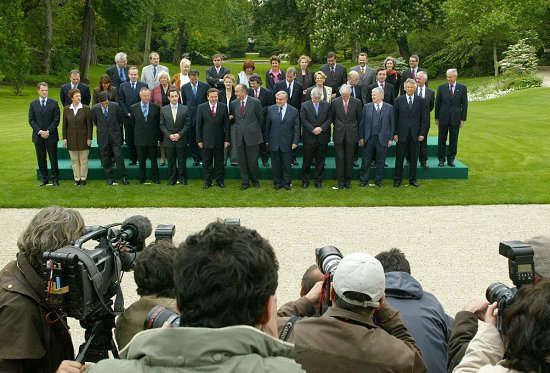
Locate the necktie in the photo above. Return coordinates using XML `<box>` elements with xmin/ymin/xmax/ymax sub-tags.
<box><xmin>287</xmin><ymin>84</ymin><xmax>291</xmax><ymax>98</ymax></box>
<box><xmin>278</xmin><ymin>107</ymin><xmax>283</xmax><ymax>121</ymax></box>
<box><xmin>41</xmin><ymin>99</ymin><xmax>46</xmax><ymax>110</ymax></box>
<box><xmin>132</xmin><ymin>83</ymin><xmax>135</xmax><ymax>90</ymax></box>
<box><xmin>103</xmin><ymin>107</ymin><xmax>108</xmax><ymax>118</ymax></box>
<box><xmin>153</xmin><ymin>66</ymin><xmax>157</xmax><ymax>78</ymax></box>
<box><xmin>330</xmin><ymin>66</ymin><xmax>335</xmax><ymax>78</ymax></box>
<box><xmin>352</xmin><ymin>86</ymin><xmax>355</xmax><ymax>98</ymax></box>
<box><xmin>171</xmin><ymin>106</ymin><xmax>177</xmax><ymax>122</ymax></box>
<box><xmin>314</xmin><ymin>103</ymin><xmax>319</xmax><ymax>115</ymax></box>
<box><xmin>211</xmin><ymin>105</ymin><xmax>216</xmax><ymax>117</ymax></box>
<box><xmin>119</xmin><ymin>68</ymin><xmax>125</xmax><ymax>82</ymax></box>
<box><xmin>142</xmin><ymin>105</ymin><xmax>148</xmax><ymax>119</ymax></box>
<box><xmin>344</xmin><ymin>100</ymin><xmax>348</xmax><ymax>114</ymax></box>
<box><xmin>408</xmin><ymin>97</ymin><xmax>413</xmax><ymax>109</ymax></box>
<box><xmin>241</xmin><ymin>100</ymin><xmax>245</xmax><ymax>115</ymax></box>
<box><xmin>376</xmin><ymin>104</ymin><xmax>380</xmax><ymax>112</ymax></box>
<box><xmin>255</xmin><ymin>90</ymin><xmax>259</xmax><ymax>98</ymax></box>
<box><xmin>411</xmin><ymin>69</ymin><xmax>415</xmax><ymax>79</ymax></box>
<box><xmin>419</xmin><ymin>87</ymin><xmax>423</xmax><ymax>98</ymax></box>
<box><xmin>450</xmin><ymin>84</ymin><xmax>454</xmax><ymax>96</ymax></box>
<box><xmin>361</xmin><ymin>67</ymin><xmax>365</xmax><ymax>77</ymax></box>
<box><xmin>192</xmin><ymin>84</ymin><xmax>197</xmax><ymax>96</ymax></box>
<box><xmin>380</xmin><ymin>83</ymin><xmax>384</xmax><ymax>90</ymax></box>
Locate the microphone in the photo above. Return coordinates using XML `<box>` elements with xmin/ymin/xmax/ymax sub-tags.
<box><xmin>120</xmin><ymin>215</ymin><xmax>152</xmax><ymax>251</ymax></box>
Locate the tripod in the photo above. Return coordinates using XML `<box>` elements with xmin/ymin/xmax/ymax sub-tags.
<box><xmin>76</xmin><ymin>309</ymin><xmax>119</xmax><ymax>363</ymax></box>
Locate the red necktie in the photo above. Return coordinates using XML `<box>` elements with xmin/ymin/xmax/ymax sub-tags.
<box><xmin>255</xmin><ymin>90</ymin><xmax>259</xmax><ymax>98</ymax></box>
<box><xmin>411</xmin><ymin>69</ymin><xmax>415</xmax><ymax>79</ymax></box>
<box><xmin>450</xmin><ymin>84</ymin><xmax>454</xmax><ymax>96</ymax></box>
<box><xmin>211</xmin><ymin>105</ymin><xmax>216</xmax><ymax>117</ymax></box>
<box><xmin>344</xmin><ymin>100</ymin><xmax>348</xmax><ymax>114</ymax></box>
<box><xmin>241</xmin><ymin>101</ymin><xmax>245</xmax><ymax>115</ymax></box>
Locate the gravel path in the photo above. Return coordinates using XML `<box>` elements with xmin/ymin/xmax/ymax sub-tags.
<box><xmin>537</xmin><ymin>65</ymin><xmax>550</xmax><ymax>87</ymax></box>
<box><xmin>2</xmin><ymin>205</ymin><xmax>549</xmax><ymax>351</ymax></box>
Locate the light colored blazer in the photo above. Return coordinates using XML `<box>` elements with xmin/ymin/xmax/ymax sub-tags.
<box><xmin>141</xmin><ymin>64</ymin><xmax>170</xmax><ymax>89</ymax></box>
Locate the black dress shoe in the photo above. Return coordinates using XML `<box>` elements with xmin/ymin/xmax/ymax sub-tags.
<box><xmin>167</xmin><ymin>181</ymin><xmax>176</xmax><ymax>186</ymax></box>
<box><xmin>291</xmin><ymin>158</ymin><xmax>299</xmax><ymax>166</ymax></box>
<box><xmin>129</xmin><ymin>161</ymin><xmax>137</xmax><ymax>166</ymax></box>
<box><xmin>393</xmin><ymin>182</ymin><xmax>401</xmax><ymax>188</ymax></box>
<box><xmin>153</xmin><ymin>179</ymin><xmax>160</xmax><ymax>184</ymax></box>
<box><xmin>315</xmin><ymin>182</ymin><xmax>322</xmax><ymax>189</ymax></box>
<box><xmin>203</xmin><ymin>183</ymin><xmax>211</xmax><ymax>189</ymax></box>
<box><xmin>107</xmin><ymin>179</ymin><xmax>114</xmax><ymax>186</ymax></box>
<box><xmin>217</xmin><ymin>182</ymin><xmax>226</xmax><ymax>188</ymax></box>
<box><xmin>438</xmin><ymin>161</ymin><xmax>445</xmax><ymax>167</ymax></box>
<box><xmin>448</xmin><ymin>161</ymin><xmax>455</xmax><ymax>167</ymax></box>
<box><xmin>375</xmin><ymin>182</ymin><xmax>385</xmax><ymax>188</ymax></box>
<box><xmin>178</xmin><ymin>179</ymin><xmax>187</xmax><ymax>185</ymax></box>
<box><xmin>193</xmin><ymin>160</ymin><xmax>201</xmax><ymax>166</ymax></box>
<box><xmin>409</xmin><ymin>181</ymin><xmax>420</xmax><ymax>187</ymax></box>
<box><xmin>345</xmin><ymin>183</ymin><xmax>351</xmax><ymax>189</ymax></box>
<box><xmin>262</xmin><ymin>160</ymin><xmax>269</xmax><ymax>167</ymax></box>
<box><xmin>121</xmin><ymin>178</ymin><xmax>129</xmax><ymax>185</ymax></box>
<box><xmin>360</xmin><ymin>181</ymin><xmax>368</xmax><ymax>187</ymax></box>
<box><xmin>302</xmin><ymin>182</ymin><xmax>309</xmax><ymax>189</ymax></box>
<box><xmin>421</xmin><ymin>163</ymin><xmax>429</xmax><ymax>169</ymax></box>
<box><xmin>353</xmin><ymin>160</ymin><xmax>359</xmax><ymax>167</ymax></box>
<box><xmin>240</xmin><ymin>185</ymin><xmax>249</xmax><ymax>190</ymax></box>
<box><xmin>273</xmin><ymin>184</ymin><xmax>281</xmax><ymax>190</ymax></box>
<box><xmin>52</xmin><ymin>180</ymin><xmax>59</xmax><ymax>186</ymax></box>
<box><xmin>283</xmin><ymin>185</ymin><xmax>291</xmax><ymax>191</ymax></box>
<box><xmin>253</xmin><ymin>182</ymin><xmax>260</xmax><ymax>188</ymax></box>
<box><xmin>137</xmin><ymin>180</ymin><xmax>145</xmax><ymax>185</ymax></box>
<box><xmin>81</xmin><ymin>180</ymin><xmax>87</xmax><ymax>186</ymax></box>
<box><xmin>74</xmin><ymin>180</ymin><xmax>81</xmax><ymax>186</ymax></box>
<box><xmin>39</xmin><ymin>180</ymin><xmax>48</xmax><ymax>187</ymax></box>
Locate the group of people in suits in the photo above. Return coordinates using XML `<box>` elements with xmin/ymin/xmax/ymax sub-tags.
<box><xmin>29</xmin><ymin>51</ymin><xmax>467</xmax><ymax>190</ymax></box>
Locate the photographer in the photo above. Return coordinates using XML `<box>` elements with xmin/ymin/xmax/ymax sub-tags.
<box><xmin>453</xmin><ymin>279</ymin><xmax>550</xmax><ymax>372</ymax></box>
<box><xmin>88</xmin><ymin>221</ymin><xmax>305</xmax><ymax>372</ymax></box>
<box><xmin>447</xmin><ymin>236</ymin><xmax>550</xmax><ymax>372</ymax></box>
<box><xmin>0</xmin><ymin>206</ymin><xmax>85</xmax><ymax>373</ymax></box>
<box><xmin>282</xmin><ymin>252</ymin><xmax>426</xmax><ymax>372</ymax></box>
<box><xmin>114</xmin><ymin>240</ymin><xmax>179</xmax><ymax>349</ymax></box>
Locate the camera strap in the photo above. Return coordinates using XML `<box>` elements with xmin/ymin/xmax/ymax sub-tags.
<box><xmin>279</xmin><ymin>316</ymin><xmax>301</xmax><ymax>341</ymax></box>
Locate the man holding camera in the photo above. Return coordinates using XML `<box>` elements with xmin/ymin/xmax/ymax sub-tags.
<box><xmin>280</xmin><ymin>252</ymin><xmax>426</xmax><ymax>372</ymax></box>
<box><xmin>88</xmin><ymin>221</ymin><xmax>305</xmax><ymax>372</ymax></box>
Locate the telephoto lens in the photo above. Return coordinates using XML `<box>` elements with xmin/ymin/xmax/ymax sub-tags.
<box><xmin>144</xmin><ymin>305</ymin><xmax>180</xmax><ymax>330</ymax></box>
<box><xmin>315</xmin><ymin>245</ymin><xmax>343</xmax><ymax>275</ymax></box>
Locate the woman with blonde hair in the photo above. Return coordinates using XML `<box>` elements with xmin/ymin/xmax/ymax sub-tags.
<box><xmin>171</xmin><ymin>58</ymin><xmax>191</xmax><ymax>91</ymax></box>
<box><xmin>304</xmin><ymin>71</ymin><xmax>332</xmax><ymax>102</ymax></box>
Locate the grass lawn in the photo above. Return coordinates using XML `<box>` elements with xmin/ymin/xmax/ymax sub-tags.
<box><xmin>1</xmin><ymin>76</ymin><xmax>549</xmax><ymax>208</ymax></box>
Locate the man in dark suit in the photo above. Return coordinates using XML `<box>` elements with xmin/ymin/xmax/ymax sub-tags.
<box><xmin>130</xmin><ymin>87</ymin><xmax>161</xmax><ymax>184</ymax></box>
<box><xmin>160</xmin><ymin>88</ymin><xmax>190</xmax><ymax>186</ymax></box>
<box><xmin>231</xmin><ymin>84</ymin><xmax>264</xmax><ymax>190</ymax></box>
<box><xmin>400</xmin><ymin>54</ymin><xmax>426</xmax><ymax>95</ymax></box>
<box><xmin>265</xmin><ymin>91</ymin><xmax>300</xmax><ymax>190</ymax></box>
<box><xmin>181</xmin><ymin>69</ymin><xmax>209</xmax><ymax>166</ymax></box>
<box><xmin>274</xmin><ymin>67</ymin><xmax>303</xmax><ymax>166</ymax></box>
<box><xmin>351</xmin><ymin>52</ymin><xmax>377</xmax><ymax>102</ymax></box>
<box><xmin>106</xmin><ymin>52</ymin><xmax>130</xmax><ymax>88</ymax></box>
<box><xmin>248</xmin><ymin>74</ymin><xmax>274</xmax><ymax>167</ymax></box>
<box><xmin>393</xmin><ymin>79</ymin><xmax>428</xmax><ymax>188</ymax></box>
<box><xmin>118</xmin><ymin>66</ymin><xmax>148</xmax><ymax>165</ymax></box>
<box><xmin>206</xmin><ymin>54</ymin><xmax>230</xmax><ymax>90</ymax></box>
<box><xmin>300</xmin><ymin>87</ymin><xmax>332</xmax><ymax>188</ymax></box>
<box><xmin>90</xmin><ymin>92</ymin><xmax>128</xmax><ymax>185</ymax></box>
<box><xmin>435</xmin><ymin>68</ymin><xmax>468</xmax><ymax>167</ymax></box>
<box><xmin>196</xmin><ymin>88</ymin><xmax>230</xmax><ymax>188</ymax></box>
<box><xmin>29</xmin><ymin>82</ymin><xmax>60</xmax><ymax>186</ymax></box>
<box><xmin>359</xmin><ymin>87</ymin><xmax>395</xmax><ymax>188</ymax></box>
<box><xmin>331</xmin><ymin>85</ymin><xmax>362</xmax><ymax>189</ymax></box>
<box><xmin>415</xmin><ymin>71</ymin><xmax>435</xmax><ymax>168</ymax></box>
<box><xmin>364</xmin><ymin>68</ymin><xmax>395</xmax><ymax>105</ymax></box>
<box><xmin>320</xmin><ymin>52</ymin><xmax>347</xmax><ymax>99</ymax></box>
<box><xmin>60</xmin><ymin>69</ymin><xmax>91</xmax><ymax>107</ymax></box>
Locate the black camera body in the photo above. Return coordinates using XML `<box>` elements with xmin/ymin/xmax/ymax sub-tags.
<box><xmin>486</xmin><ymin>241</ymin><xmax>535</xmax><ymax>334</ymax></box>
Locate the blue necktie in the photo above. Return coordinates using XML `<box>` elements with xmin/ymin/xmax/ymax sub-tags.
<box><xmin>119</xmin><ymin>68</ymin><xmax>125</xmax><ymax>82</ymax></box>
<box><xmin>192</xmin><ymin>84</ymin><xmax>197</xmax><ymax>96</ymax></box>
<box><xmin>103</xmin><ymin>107</ymin><xmax>108</xmax><ymax>118</ymax></box>
<box><xmin>314</xmin><ymin>103</ymin><xmax>318</xmax><ymax>115</ymax></box>
<box><xmin>278</xmin><ymin>107</ymin><xmax>283</xmax><ymax>121</ymax></box>
<box><xmin>153</xmin><ymin>66</ymin><xmax>157</xmax><ymax>78</ymax></box>
<box><xmin>142</xmin><ymin>105</ymin><xmax>148</xmax><ymax>119</ymax></box>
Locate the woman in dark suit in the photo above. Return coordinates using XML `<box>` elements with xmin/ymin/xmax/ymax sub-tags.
<box><xmin>384</xmin><ymin>56</ymin><xmax>401</xmax><ymax>98</ymax></box>
<box><xmin>296</xmin><ymin>55</ymin><xmax>314</xmax><ymax>99</ymax></box>
<box><xmin>92</xmin><ymin>74</ymin><xmax>117</xmax><ymax>105</ymax></box>
<box><xmin>150</xmin><ymin>71</ymin><xmax>175</xmax><ymax>165</ymax></box>
<box><xmin>218</xmin><ymin>74</ymin><xmax>238</xmax><ymax>165</ymax></box>
<box><xmin>63</xmin><ymin>89</ymin><xmax>93</xmax><ymax>186</ymax></box>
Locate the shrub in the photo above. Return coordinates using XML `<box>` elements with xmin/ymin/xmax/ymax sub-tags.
<box><xmin>499</xmin><ymin>38</ymin><xmax>538</xmax><ymax>75</ymax></box>
<box><xmin>469</xmin><ymin>73</ymin><xmax>542</xmax><ymax>101</ymax></box>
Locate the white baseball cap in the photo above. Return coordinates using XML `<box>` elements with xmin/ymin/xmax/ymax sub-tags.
<box><xmin>333</xmin><ymin>252</ymin><xmax>385</xmax><ymax>308</ymax></box>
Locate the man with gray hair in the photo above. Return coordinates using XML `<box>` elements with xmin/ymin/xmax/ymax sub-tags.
<box><xmin>435</xmin><ymin>68</ymin><xmax>468</xmax><ymax>167</ymax></box>
<box><xmin>300</xmin><ymin>87</ymin><xmax>332</xmax><ymax>188</ymax></box>
<box><xmin>106</xmin><ymin>52</ymin><xmax>130</xmax><ymax>88</ymax></box>
<box><xmin>415</xmin><ymin>71</ymin><xmax>435</xmax><ymax>169</ymax></box>
<box><xmin>265</xmin><ymin>91</ymin><xmax>300</xmax><ymax>190</ymax></box>
<box><xmin>284</xmin><ymin>252</ymin><xmax>426</xmax><ymax>372</ymax></box>
<box><xmin>359</xmin><ymin>87</ymin><xmax>395</xmax><ymax>187</ymax></box>
<box><xmin>331</xmin><ymin>85</ymin><xmax>362</xmax><ymax>189</ymax></box>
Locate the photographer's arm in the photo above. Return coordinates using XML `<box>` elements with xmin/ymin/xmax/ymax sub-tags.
<box><xmin>277</xmin><ymin>281</ymin><xmax>322</xmax><ymax>318</ymax></box>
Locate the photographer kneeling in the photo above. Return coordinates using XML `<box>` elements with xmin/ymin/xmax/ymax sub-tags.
<box><xmin>114</xmin><ymin>240</ymin><xmax>179</xmax><ymax>350</ymax></box>
<box><xmin>453</xmin><ymin>279</ymin><xmax>550</xmax><ymax>372</ymax></box>
<box><xmin>88</xmin><ymin>221</ymin><xmax>305</xmax><ymax>372</ymax></box>
<box><xmin>280</xmin><ymin>252</ymin><xmax>427</xmax><ymax>372</ymax></box>
<box><xmin>0</xmin><ymin>206</ymin><xmax>85</xmax><ymax>372</ymax></box>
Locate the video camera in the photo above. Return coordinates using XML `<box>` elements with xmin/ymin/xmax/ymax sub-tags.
<box><xmin>42</xmin><ymin>215</ymin><xmax>174</xmax><ymax>362</ymax></box>
<box><xmin>486</xmin><ymin>241</ymin><xmax>535</xmax><ymax>334</ymax></box>
<box><xmin>315</xmin><ymin>245</ymin><xmax>343</xmax><ymax>313</ymax></box>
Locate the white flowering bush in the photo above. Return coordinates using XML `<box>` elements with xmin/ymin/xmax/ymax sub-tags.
<box><xmin>499</xmin><ymin>38</ymin><xmax>538</xmax><ymax>75</ymax></box>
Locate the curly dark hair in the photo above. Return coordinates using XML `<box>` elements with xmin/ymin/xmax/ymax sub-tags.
<box><xmin>503</xmin><ymin>279</ymin><xmax>550</xmax><ymax>373</ymax></box>
<box><xmin>175</xmin><ymin>221</ymin><xmax>278</xmax><ymax>328</ymax></box>
<box><xmin>134</xmin><ymin>240</ymin><xmax>177</xmax><ymax>297</ymax></box>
